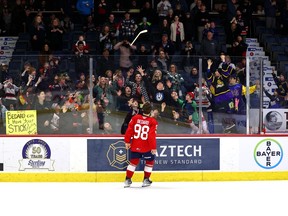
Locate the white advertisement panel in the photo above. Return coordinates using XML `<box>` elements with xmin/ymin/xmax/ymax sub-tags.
<box><xmin>3</xmin><ymin>137</ymin><xmax>71</xmax><ymax>172</ymax></box>
<box><xmin>246</xmin><ymin>38</ymin><xmax>258</xmax><ymax>43</ymax></box>
<box><xmin>1</xmin><ymin>136</ymin><xmax>288</xmax><ymax>175</ymax></box>
<box><xmin>0</xmin><ymin>37</ymin><xmax>18</xmax><ymax>44</ymax></box>
<box><xmin>0</xmin><ymin>37</ymin><xmax>18</xmax><ymax>65</ymax></box>
<box><xmin>0</xmin><ymin>55</ymin><xmax>11</xmax><ymax>62</ymax></box>
<box><xmin>246</xmin><ymin>51</ymin><xmax>265</xmax><ymax>57</ymax></box>
<box><xmin>219</xmin><ymin>138</ymin><xmax>239</xmax><ymax>171</ymax></box>
<box><xmin>249</xmin><ymin>56</ymin><xmax>269</xmax><ymax>61</ymax></box>
<box><xmin>263</xmin><ymin>109</ymin><xmax>288</xmax><ymax>133</ymax></box>
<box><xmin>0</xmin><ymin>45</ymin><xmax>14</xmax><ymax>58</ymax></box>
<box><xmin>248</xmin><ymin>55</ymin><xmax>274</xmax><ymax>108</ymax></box>
<box><xmin>240</xmin><ymin>137</ymin><xmax>288</xmax><ymax>171</ymax></box>
<box><xmin>247</xmin><ymin>47</ymin><xmax>263</xmax><ymax>51</ymax></box>
<box><xmin>247</xmin><ymin>42</ymin><xmax>260</xmax><ymax>47</ymax></box>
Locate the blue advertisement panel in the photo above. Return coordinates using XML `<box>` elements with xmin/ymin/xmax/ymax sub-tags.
<box><xmin>87</xmin><ymin>138</ymin><xmax>220</xmax><ymax>171</ymax></box>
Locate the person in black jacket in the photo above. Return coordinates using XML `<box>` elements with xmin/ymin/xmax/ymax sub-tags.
<box><xmin>120</xmin><ymin>98</ymin><xmax>140</xmax><ymax>134</ymax></box>
<box><xmin>271</xmin><ymin>69</ymin><xmax>288</xmax><ymax>107</ymax></box>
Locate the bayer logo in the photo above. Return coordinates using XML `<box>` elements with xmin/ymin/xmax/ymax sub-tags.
<box><xmin>254</xmin><ymin>139</ymin><xmax>283</xmax><ymax>169</ymax></box>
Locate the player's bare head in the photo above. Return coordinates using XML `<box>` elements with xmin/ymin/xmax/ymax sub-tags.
<box><xmin>142</xmin><ymin>102</ymin><xmax>152</xmax><ymax>115</ymax></box>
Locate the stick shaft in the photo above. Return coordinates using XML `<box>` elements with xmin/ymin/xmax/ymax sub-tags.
<box><xmin>130</xmin><ymin>30</ymin><xmax>147</xmax><ymax>45</ymax></box>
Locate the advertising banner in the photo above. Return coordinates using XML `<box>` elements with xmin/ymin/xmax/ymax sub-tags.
<box><xmin>2</xmin><ymin>138</ymin><xmax>70</xmax><ymax>172</ymax></box>
<box><xmin>247</xmin><ymin>42</ymin><xmax>260</xmax><ymax>47</ymax></box>
<box><xmin>246</xmin><ymin>51</ymin><xmax>265</xmax><ymax>57</ymax></box>
<box><xmin>0</xmin><ymin>37</ymin><xmax>18</xmax><ymax>65</ymax></box>
<box><xmin>0</xmin><ymin>37</ymin><xmax>18</xmax><ymax>42</ymax></box>
<box><xmin>6</xmin><ymin>110</ymin><xmax>37</xmax><ymax>135</ymax></box>
<box><xmin>240</xmin><ymin>137</ymin><xmax>288</xmax><ymax>171</ymax></box>
<box><xmin>247</xmin><ymin>47</ymin><xmax>263</xmax><ymax>52</ymax></box>
<box><xmin>249</xmin><ymin>57</ymin><xmax>269</xmax><ymax>81</ymax></box>
<box><xmin>263</xmin><ymin>109</ymin><xmax>288</xmax><ymax>133</ymax></box>
<box><xmin>0</xmin><ymin>136</ymin><xmax>287</xmax><ymax>181</ymax></box>
<box><xmin>248</xmin><ymin>55</ymin><xmax>274</xmax><ymax>108</ymax></box>
<box><xmin>245</xmin><ymin>38</ymin><xmax>258</xmax><ymax>43</ymax></box>
<box><xmin>87</xmin><ymin>138</ymin><xmax>220</xmax><ymax>171</ymax></box>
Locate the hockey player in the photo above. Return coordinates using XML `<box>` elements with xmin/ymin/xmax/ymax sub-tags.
<box><xmin>124</xmin><ymin>102</ymin><xmax>158</xmax><ymax>188</ymax></box>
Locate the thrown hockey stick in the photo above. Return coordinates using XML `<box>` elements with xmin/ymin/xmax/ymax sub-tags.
<box><xmin>130</xmin><ymin>29</ymin><xmax>148</xmax><ymax>45</ymax></box>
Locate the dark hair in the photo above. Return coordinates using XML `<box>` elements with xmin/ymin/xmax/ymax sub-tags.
<box><xmin>77</xmin><ymin>41</ymin><xmax>84</xmax><ymax>45</ymax></box>
<box><xmin>142</xmin><ymin>102</ymin><xmax>152</xmax><ymax>115</ymax></box>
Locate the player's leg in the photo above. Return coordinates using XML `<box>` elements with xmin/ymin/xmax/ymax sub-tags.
<box><xmin>142</xmin><ymin>152</ymin><xmax>155</xmax><ymax>187</ymax></box>
<box><xmin>124</xmin><ymin>152</ymin><xmax>140</xmax><ymax>188</ymax></box>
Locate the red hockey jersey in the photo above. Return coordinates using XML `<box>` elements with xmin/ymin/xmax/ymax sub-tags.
<box><xmin>124</xmin><ymin>114</ymin><xmax>158</xmax><ymax>153</ymax></box>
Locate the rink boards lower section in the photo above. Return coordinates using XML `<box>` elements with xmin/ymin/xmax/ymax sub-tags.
<box><xmin>0</xmin><ymin>135</ymin><xmax>287</xmax><ymax>182</ymax></box>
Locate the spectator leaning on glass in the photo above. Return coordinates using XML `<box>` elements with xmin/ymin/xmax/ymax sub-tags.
<box><xmin>206</xmin><ymin>58</ymin><xmax>234</xmax><ymax>113</ymax></box>
<box><xmin>171</xmin><ymin>91</ymin><xmax>200</xmax><ymax>134</ymax></box>
<box><xmin>125</xmin><ymin>65</ymin><xmax>150</xmax><ymax>105</ymax></box>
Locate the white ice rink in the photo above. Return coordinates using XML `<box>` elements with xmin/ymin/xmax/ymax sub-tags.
<box><xmin>0</xmin><ymin>181</ymin><xmax>287</xmax><ymax>216</ymax></box>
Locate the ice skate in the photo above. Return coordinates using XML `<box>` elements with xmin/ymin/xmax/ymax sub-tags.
<box><xmin>124</xmin><ymin>178</ymin><xmax>132</xmax><ymax>188</ymax></box>
<box><xmin>142</xmin><ymin>178</ymin><xmax>152</xmax><ymax>187</ymax></box>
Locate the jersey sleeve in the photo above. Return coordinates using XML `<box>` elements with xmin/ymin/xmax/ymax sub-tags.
<box><xmin>124</xmin><ymin>116</ymin><xmax>136</xmax><ymax>143</ymax></box>
<box><xmin>148</xmin><ymin>118</ymin><xmax>158</xmax><ymax>150</ymax></box>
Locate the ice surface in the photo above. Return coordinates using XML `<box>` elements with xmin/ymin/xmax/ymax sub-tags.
<box><xmin>0</xmin><ymin>181</ymin><xmax>286</xmax><ymax>216</ymax></box>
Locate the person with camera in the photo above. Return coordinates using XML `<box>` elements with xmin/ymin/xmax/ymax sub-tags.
<box><xmin>99</xmin><ymin>25</ymin><xmax>115</xmax><ymax>54</ymax></box>
<box><xmin>113</xmin><ymin>37</ymin><xmax>137</xmax><ymax>74</ymax></box>
<box><xmin>21</xmin><ymin>65</ymin><xmax>38</xmax><ymax>88</ymax></box>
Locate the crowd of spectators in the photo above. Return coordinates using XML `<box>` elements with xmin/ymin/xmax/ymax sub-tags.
<box><xmin>0</xmin><ymin>0</ymin><xmax>288</xmax><ymax>135</ymax></box>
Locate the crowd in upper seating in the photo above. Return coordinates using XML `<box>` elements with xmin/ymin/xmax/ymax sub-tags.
<box><xmin>0</xmin><ymin>0</ymin><xmax>288</xmax><ymax>135</ymax></box>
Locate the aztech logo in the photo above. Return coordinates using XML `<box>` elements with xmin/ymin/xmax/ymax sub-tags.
<box><xmin>254</xmin><ymin>138</ymin><xmax>283</xmax><ymax>169</ymax></box>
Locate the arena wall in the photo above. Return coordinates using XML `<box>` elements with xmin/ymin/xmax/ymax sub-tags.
<box><xmin>0</xmin><ymin>135</ymin><xmax>287</xmax><ymax>182</ymax></box>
